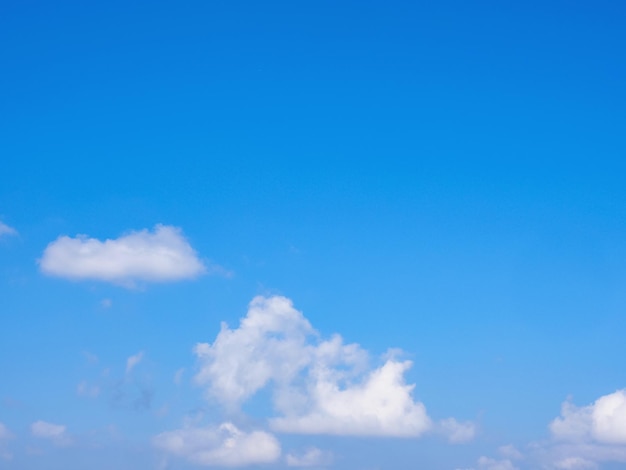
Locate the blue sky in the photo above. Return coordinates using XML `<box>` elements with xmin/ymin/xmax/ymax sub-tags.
<box><xmin>1</xmin><ymin>1</ymin><xmax>626</xmax><ymax>469</ymax></box>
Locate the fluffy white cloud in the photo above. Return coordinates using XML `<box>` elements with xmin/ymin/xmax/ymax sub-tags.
<box><xmin>472</xmin><ymin>390</ymin><xmax>626</xmax><ymax>470</ymax></box>
<box><xmin>286</xmin><ymin>447</ymin><xmax>332</xmax><ymax>467</ymax></box>
<box><xmin>194</xmin><ymin>296</ymin><xmax>315</xmax><ymax>408</ymax></box>
<box><xmin>126</xmin><ymin>351</ymin><xmax>144</xmax><ymax>374</ymax></box>
<box><xmin>193</xmin><ymin>295</ymin><xmax>436</xmax><ymax>438</ymax></box>
<box><xmin>31</xmin><ymin>420</ymin><xmax>72</xmax><ymax>446</ymax></box>
<box><xmin>39</xmin><ymin>224</ymin><xmax>207</xmax><ymax>285</ymax></box>
<box><xmin>270</xmin><ymin>358</ymin><xmax>431</xmax><ymax>437</ymax></box>
<box><xmin>457</xmin><ymin>390</ymin><xmax>626</xmax><ymax>470</ymax></box>
<box><xmin>0</xmin><ymin>221</ymin><xmax>17</xmax><ymax>237</ymax></box>
<box><xmin>153</xmin><ymin>422</ymin><xmax>281</xmax><ymax>467</ymax></box>
<box><xmin>550</xmin><ymin>390</ymin><xmax>626</xmax><ymax>444</ymax></box>
<box><xmin>438</xmin><ymin>418</ymin><xmax>477</xmax><ymax>443</ymax></box>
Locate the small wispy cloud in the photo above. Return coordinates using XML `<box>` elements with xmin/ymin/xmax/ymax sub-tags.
<box><xmin>173</xmin><ymin>368</ymin><xmax>185</xmax><ymax>386</ymax></box>
<box><xmin>31</xmin><ymin>420</ymin><xmax>72</xmax><ymax>446</ymax></box>
<box><xmin>477</xmin><ymin>456</ymin><xmax>519</xmax><ymax>470</ymax></box>
<box><xmin>77</xmin><ymin>381</ymin><xmax>100</xmax><ymax>398</ymax></box>
<box><xmin>286</xmin><ymin>447</ymin><xmax>332</xmax><ymax>467</ymax></box>
<box><xmin>126</xmin><ymin>351</ymin><xmax>144</xmax><ymax>375</ymax></box>
<box><xmin>438</xmin><ymin>417</ymin><xmax>477</xmax><ymax>443</ymax></box>
<box><xmin>0</xmin><ymin>221</ymin><xmax>17</xmax><ymax>238</ymax></box>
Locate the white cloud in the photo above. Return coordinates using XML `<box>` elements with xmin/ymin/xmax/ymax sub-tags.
<box><xmin>0</xmin><ymin>221</ymin><xmax>17</xmax><ymax>237</ymax></box>
<box><xmin>77</xmin><ymin>380</ymin><xmax>100</xmax><ymax>398</ymax></box>
<box><xmin>477</xmin><ymin>456</ymin><xmax>519</xmax><ymax>470</ymax></box>
<box><xmin>286</xmin><ymin>447</ymin><xmax>332</xmax><ymax>467</ymax></box>
<box><xmin>270</xmin><ymin>358</ymin><xmax>431</xmax><ymax>437</ymax></box>
<box><xmin>550</xmin><ymin>390</ymin><xmax>626</xmax><ymax>444</ymax></box>
<box><xmin>31</xmin><ymin>420</ymin><xmax>72</xmax><ymax>446</ymax></box>
<box><xmin>193</xmin><ymin>295</ymin><xmax>436</xmax><ymax>438</ymax></box>
<box><xmin>39</xmin><ymin>224</ymin><xmax>208</xmax><ymax>286</ymax></box>
<box><xmin>194</xmin><ymin>295</ymin><xmax>316</xmax><ymax>408</ymax></box>
<box><xmin>471</xmin><ymin>389</ymin><xmax>626</xmax><ymax>470</ymax></box>
<box><xmin>456</xmin><ymin>390</ymin><xmax>626</xmax><ymax>470</ymax></box>
<box><xmin>126</xmin><ymin>351</ymin><xmax>144</xmax><ymax>374</ymax></box>
<box><xmin>498</xmin><ymin>445</ymin><xmax>523</xmax><ymax>460</ymax></box>
<box><xmin>153</xmin><ymin>422</ymin><xmax>281</xmax><ymax>467</ymax></box>
<box><xmin>438</xmin><ymin>418</ymin><xmax>477</xmax><ymax>443</ymax></box>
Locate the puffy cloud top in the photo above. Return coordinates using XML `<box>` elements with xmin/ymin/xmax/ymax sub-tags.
<box><xmin>551</xmin><ymin>390</ymin><xmax>626</xmax><ymax>444</ymax></box>
<box><xmin>39</xmin><ymin>224</ymin><xmax>207</xmax><ymax>286</ymax></box>
<box><xmin>153</xmin><ymin>422</ymin><xmax>280</xmax><ymax>467</ymax></box>
<box><xmin>193</xmin><ymin>295</ymin><xmax>433</xmax><ymax>438</ymax></box>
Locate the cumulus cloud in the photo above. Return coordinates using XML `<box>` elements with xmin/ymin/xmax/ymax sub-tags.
<box><xmin>126</xmin><ymin>351</ymin><xmax>144</xmax><ymax>375</ymax></box>
<box><xmin>194</xmin><ymin>295</ymin><xmax>316</xmax><ymax>408</ymax></box>
<box><xmin>31</xmin><ymin>420</ymin><xmax>72</xmax><ymax>446</ymax></box>
<box><xmin>551</xmin><ymin>390</ymin><xmax>626</xmax><ymax>444</ymax></box>
<box><xmin>469</xmin><ymin>390</ymin><xmax>626</xmax><ymax>470</ymax></box>
<box><xmin>270</xmin><ymin>358</ymin><xmax>431</xmax><ymax>437</ymax></box>
<box><xmin>531</xmin><ymin>389</ymin><xmax>626</xmax><ymax>469</ymax></box>
<box><xmin>193</xmin><ymin>295</ymin><xmax>437</xmax><ymax>438</ymax></box>
<box><xmin>0</xmin><ymin>221</ymin><xmax>17</xmax><ymax>237</ymax></box>
<box><xmin>286</xmin><ymin>447</ymin><xmax>332</xmax><ymax>467</ymax></box>
<box><xmin>39</xmin><ymin>224</ymin><xmax>209</xmax><ymax>286</ymax></box>
<box><xmin>153</xmin><ymin>422</ymin><xmax>281</xmax><ymax>467</ymax></box>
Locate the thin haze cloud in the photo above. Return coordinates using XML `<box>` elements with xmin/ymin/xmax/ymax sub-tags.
<box><xmin>0</xmin><ymin>221</ymin><xmax>17</xmax><ymax>237</ymax></box>
<box><xmin>31</xmin><ymin>421</ymin><xmax>72</xmax><ymax>446</ymax></box>
<box><xmin>126</xmin><ymin>351</ymin><xmax>144</xmax><ymax>375</ymax></box>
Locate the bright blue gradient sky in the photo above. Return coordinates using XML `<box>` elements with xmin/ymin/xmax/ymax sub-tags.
<box><xmin>1</xmin><ymin>1</ymin><xmax>626</xmax><ymax>469</ymax></box>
